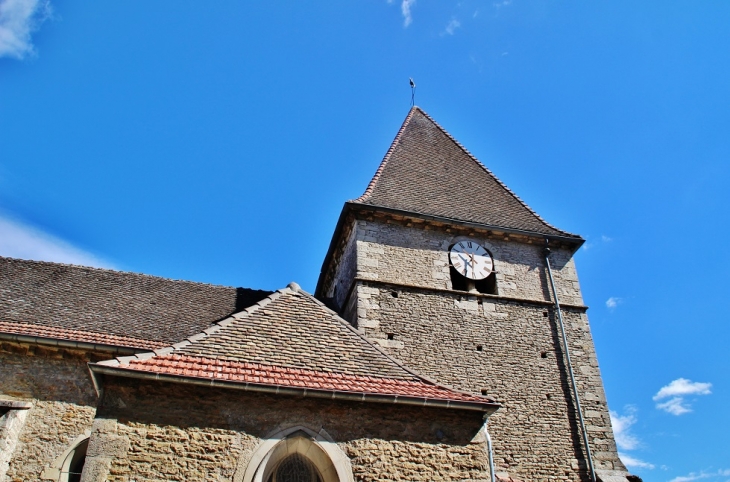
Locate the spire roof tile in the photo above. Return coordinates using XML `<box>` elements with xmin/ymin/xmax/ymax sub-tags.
<box><xmin>354</xmin><ymin>107</ymin><xmax>579</xmax><ymax>239</ymax></box>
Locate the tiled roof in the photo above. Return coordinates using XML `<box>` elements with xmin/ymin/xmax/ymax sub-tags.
<box><xmin>354</xmin><ymin>107</ymin><xmax>580</xmax><ymax>239</ymax></box>
<box><xmin>177</xmin><ymin>284</ymin><xmax>414</xmax><ymax>379</ymax></box>
<box><xmin>93</xmin><ymin>284</ymin><xmax>498</xmax><ymax>410</ymax></box>
<box><xmin>0</xmin><ymin>321</ymin><xmax>164</xmax><ymax>350</ymax></box>
<box><xmin>0</xmin><ymin>256</ymin><xmax>271</xmax><ymax>350</ymax></box>
<box><xmin>114</xmin><ymin>354</ymin><xmax>487</xmax><ymax>404</ymax></box>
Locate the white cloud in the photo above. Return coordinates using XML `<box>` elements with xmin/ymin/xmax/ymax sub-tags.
<box><xmin>443</xmin><ymin>18</ymin><xmax>460</xmax><ymax>35</ymax></box>
<box><xmin>669</xmin><ymin>469</ymin><xmax>730</xmax><ymax>482</ymax></box>
<box><xmin>618</xmin><ymin>452</ymin><xmax>655</xmax><ymax>470</ymax></box>
<box><xmin>0</xmin><ymin>0</ymin><xmax>52</xmax><ymax>60</ymax></box>
<box><xmin>654</xmin><ymin>378</ymin><xmax>712</xmax><ymax>400</ymax></box>
<box><xmin>653</xmin><ymin>378</ymin><xmax>712</xmax><ymax>415</ymax></box>
<box><xmin>655</xmin><ymin>397</ymin><xmax>691</xmax><ymax>416</ymax></box>
<box><xmin>611</xmin><ymin>406</ymin><xmax>655</xmax><ymax>470</ymax></box>
<box><xmin>601</xmin><ymin>235</ymin><xmax>613</xmax><ymax>242</ymax></box>
<box><xmin>0</xmin><ymin>214</ymin><xmax>113</xmax><ymax>268</ymax></box>
<box><xmin>606</xmin><ymin>297</ymin><xmax>621</xmax><ymax>309</ymax></box>
<box><xmin>610</xmin><ymin>407</ymin><xmax>639</xmax><ymax>451</ymax></box>
<box><xmin>401</xmin><ymin>0</ymin><xmax>415</xmax><ymax>27</ymax></box>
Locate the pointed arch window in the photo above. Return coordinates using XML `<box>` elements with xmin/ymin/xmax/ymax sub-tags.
<box><xmin>266</xmin><ymin>452</ymin><xmax>323</xmax><ymax>482</ymax></box>
<box><xmin>240</xmin><ymin>426</ymin><xmax>353</xmax><ymax>482</ymax></box>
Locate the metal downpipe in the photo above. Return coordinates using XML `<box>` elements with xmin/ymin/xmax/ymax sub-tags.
<box><xmin>544</xmin><ymin>243</ymin><xmax>597</xmax><ymax>482</ymax></box>
<box><xmin>483</xmin><ymin>416</ymin><xmax>496</xmax><ymax>482</ymax></box>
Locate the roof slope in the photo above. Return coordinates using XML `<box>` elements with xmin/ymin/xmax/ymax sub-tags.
<box><xmin>354</xmin><ymin>107</ymin><xmax>579</xmax><ymax>238</ymax></box>
<box><xmin>0</xmin><ymin>256</ymin><xmax>271</xmax><ymax>350</ymax></box>
<box><xmin>178</xmin><ymin>284</ymin><xmax>411</xmax><ymax>378</ymax></box>
<box><xmin>93</xmin><ymin>284</ymin><xmax>498</xmax><ymax>410</ymax></box>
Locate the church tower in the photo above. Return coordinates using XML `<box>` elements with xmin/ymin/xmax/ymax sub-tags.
<box><xmin>316</xmin><ymin>107</ymin><xmax>632</xmax><ymax>482</ymax></box>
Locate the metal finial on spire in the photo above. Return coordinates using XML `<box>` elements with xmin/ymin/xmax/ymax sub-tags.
<box><xmin>409</xmin><ymin>78</ymin><xmax>416</xmax><ymax>107</ymax></box>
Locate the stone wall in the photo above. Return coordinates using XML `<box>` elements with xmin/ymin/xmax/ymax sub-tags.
<box><xmin>352</xmin><ymin>219</ymin><xmax>584</xmax><ymax>306</ymax></box>
<box><xmin>85</xmin><ymin>377</ymin><xmax>491</xmax><ymax>482</ymax></box>
<box><xmin>0</xmin><ymin>342</ymin><xmax>100</xmax><ymax>481</ymax></box>
<box><xmin>318</xmin><ymin>216</ymin><xmax>627</xmax><ymax>481</ymax></box>
<box><xmin>326</xmin><ymin>222</ymin><xmax>358</xmax><ymax>311</ymax></box>
<box><xmin>353</xmin><ymin>283</ymin><xmax>624</xmax><ymax>481</ymax></box>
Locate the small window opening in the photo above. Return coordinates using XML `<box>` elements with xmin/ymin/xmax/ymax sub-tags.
<box><xmin>386</xmin><ymin>333</ymin><xmax>394</xmax><ymax>340</ymax></box>
<box><xmin>540</xmin><ymin>351</ymin><xmax>548</xmax><ymax>358</ymax></box>
<box><xmin>543</xmin><ymin>311</ymin><xmax>549</xmax><ymax>317</ymax></box>
<box><xmin>476</xmin><ymin>345</ymin><xmax>483</xmax><ymax>352</ymax></box>
<box><xmin>480</xmin><ymin>389</ymin><xmax>488</xmax><ymax>396</ymax></box>
<box><xmin>391</xmin><ymin>291</ymin><xmax>398</xmax><ymax>298</ymax></box>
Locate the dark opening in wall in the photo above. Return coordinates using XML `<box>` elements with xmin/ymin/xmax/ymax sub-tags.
<box><xmin>386</xmin><ymin>333</ymin><xmax>394</xmax><ymax>340</ymax></box>
<box><xmin>476</xmin><ymin>345</ymin><xmax>483</xmax><ymax>352</ymax></box>
<box><xmin>543</xmin><ymin>311</ymin><xmax>549</xmax><ymax>317</ymax></box>
<box><xmin>481</xmin><ymin>389</ymin><xmax>488</xmax><ymax>396</ymax></box>
<box><xmin>448</xmin><ymin>244</ymin><xmax>498</xmax><ymax>295</ymax></box>
<box><xmin>541</xmin><ymin>351</ymin><xmax>548</xmax><ymax>358</ymax></box>
<box><xmin>391</xmin><ymin>291</ymin><xmax>398</xmax><ymax>298</ymax></box>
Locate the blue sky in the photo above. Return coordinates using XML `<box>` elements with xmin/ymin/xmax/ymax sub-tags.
<box><xmin>1</xmin><ymin>2</ymin><xmax>729</xmax><ymax>480</ymax></box>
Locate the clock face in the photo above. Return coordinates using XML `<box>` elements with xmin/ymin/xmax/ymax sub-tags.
<box><xmin>449</xmin><ymin>241</ymin><xmax>493</xmax><ymax>280</ymax></box>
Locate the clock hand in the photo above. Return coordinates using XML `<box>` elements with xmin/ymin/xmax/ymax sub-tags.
<box><xmin>459</xmin><ymin>254</ymin><xmax>471</xmax><ymax>268</ymax></box>
<box><xmin>468</xmin><ymin>253</ymin><xmax>478</xmax><ymax>278</ymax></box>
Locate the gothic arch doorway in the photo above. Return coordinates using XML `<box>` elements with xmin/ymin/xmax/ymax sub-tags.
<box><xmin>238</xmin><ymin>426</ymin><xmax>353</xmax><ymax>482</ymax></box>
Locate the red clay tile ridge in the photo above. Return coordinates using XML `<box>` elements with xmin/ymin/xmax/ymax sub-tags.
<box><xmin>352</xmin><ymin>106</ymin><xmax>581</xmax><ymax>241</ymax></box>
<box><xmin>90</xmin><ymin>282</ymin><xmax>500</xmax><ymax>413</ymax></box>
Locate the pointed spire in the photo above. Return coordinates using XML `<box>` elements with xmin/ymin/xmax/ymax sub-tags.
<box><xmin>353</xmin><ymin>107</ymin><xmax>579</xmax><ymax>239</ymax></box>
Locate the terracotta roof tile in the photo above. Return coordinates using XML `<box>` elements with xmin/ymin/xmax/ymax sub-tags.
<box><xmin>0</xmin><ymin>256</ymin><xmax>271</xmax><ymax>349</ymax></box>
<box><xmin>119</xmin><ymin>354</ymin><xmax>489</xmax><ymax>404</ymax></box>
<box><xmin>354</xmin><ymin>107</ymin><xmax>580</xmax><ymax>239</ymax></box>
<box><xmin>0</xmin><ymin>321</ymin><xmax>164</xmax><ymax>350</ymax></box>
<box><xmin>92</xmin><ymin>284</ymin><xmax>497</xmax><ymax>409</ymax></box>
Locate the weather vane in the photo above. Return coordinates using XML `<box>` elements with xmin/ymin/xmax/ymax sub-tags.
<box><xmin>409</xmin><ymin>78</ymin><xmax>416</xmax><ymax>107</ymax></box>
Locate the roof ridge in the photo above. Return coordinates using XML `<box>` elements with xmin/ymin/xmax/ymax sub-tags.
<box><xmin>0</xmin><ymin>255</ymin><xmax>271</xmax><ymax>292</ymax></box>
<box><xmin>352</xmin><ymin>106</ymin><xmax>418</xmax><ymax>204</ymax></box>
<box><xmin>413</xmin><ymin>107</ymin><xmax>576</xmax><ymax>237</ymax></box>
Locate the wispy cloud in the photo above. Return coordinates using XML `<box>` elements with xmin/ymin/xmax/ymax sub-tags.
<box><xmin>606</xmin><ymin>297</ymin><xmax>622</xmax><ymax>309</ymax></box>
<box><xmin>669</xmin><ymin>469</ymin><xmax>730</xmax><ymax>482</ymax></box>
<box><xmin>618</xmin><ymin>452</ymin><xmax>655</xmax><ymax>470</ymax></box>
<box><xmin>401</xmin><ymin>0</ymin><xmax>415</xmax><ymax>27</ymax></box>
<box><xmin>0</xmin><ymin>214</ymin><xmax>113</xmax><ymax>268</ymax></box>
<box><xmin>443</xmin><ymin>18</ymin><xmax>460</xmax><ymax>35</ymax></box>
<box><xmin>610</xmin><ymin>407</ymin><xmax>639</xmax><ymax>451</ymax></box>
<box><xmin>654</xmin><ymin>378</ymin><xmax>712</xmax><ymax>415</ymax></box>
<box><xmin>582</xmin><ymin>234</ymin><xmax>612</xmax><ymax>251</ymax></box>
<box><xmin>0</xmin><ymin>0</ymin><xmax>52</xmax><ymax>60</ymax></box>
<box><xmin>610</xmin><ymin>406</ymin><xmax>654</xmax><ymax>470</ymax></box>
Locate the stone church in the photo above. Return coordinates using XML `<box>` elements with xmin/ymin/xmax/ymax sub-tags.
<box><xmin>0</xmin><ymin>107</ymin><xmax>636</xmax><ymax>482</ymax></box>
